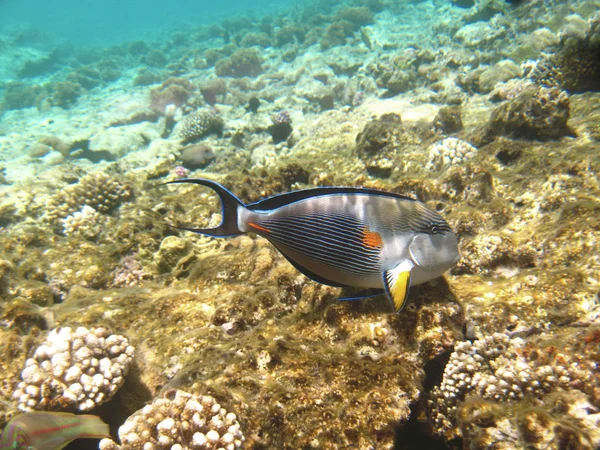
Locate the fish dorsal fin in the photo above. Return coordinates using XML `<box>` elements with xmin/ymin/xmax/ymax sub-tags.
<box><xmin>383</xmin><ymin>260</ymin><xmax>413</xmax><ymax>312</ymax></box>
<box><xmin>246</xmin><ymin>186</ymin><xmax>416</xmax><ymax>212</ymax></box>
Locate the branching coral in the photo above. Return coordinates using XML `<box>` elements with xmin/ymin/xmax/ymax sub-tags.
<box><xmin>45</xmin><ymin>173</ymin><xmax>132</xmax><ymax>226</ymax></box>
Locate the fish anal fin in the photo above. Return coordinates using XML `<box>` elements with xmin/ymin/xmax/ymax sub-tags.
<box><xmin>383</xmin><ymin>261</ymin><xmax>413</xmax><ymax>312</ymax></box>
<box><xmin>338</xmin><ymin>289</ymin><xmax>385</xmax><ymax>301</ymax></box>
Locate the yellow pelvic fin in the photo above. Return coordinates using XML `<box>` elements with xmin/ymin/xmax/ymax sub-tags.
<box><xmin>383</xmin><ymin>261</ymin><xmax>413</xmax><ymax>312</ymax></box>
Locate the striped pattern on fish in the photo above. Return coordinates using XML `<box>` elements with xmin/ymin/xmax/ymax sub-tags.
<box><xmin>167</xmin><ymin>178</ymin><xmax>460</xmax><ymax>312</ymax></box>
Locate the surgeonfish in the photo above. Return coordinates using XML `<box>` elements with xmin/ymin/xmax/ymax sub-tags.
<box><xmin>0</xmin><ymin>412</ymin><xmax>110</xmax><ymax>450</ymax></box>
<box><xmin>167</xmin><ymin>178</ymin><xmax>460</xmax><ymax>312</ymax></box>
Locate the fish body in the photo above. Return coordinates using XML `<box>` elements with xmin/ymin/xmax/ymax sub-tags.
<box><xmin>168</xmin><ymin>179</ymin><xmax>460</xmax><ymax>312</ymax></box>
<box><xmin>0</xmin><ymin>412</ymin><xmax>109</xmax><ymax>450</ymax></box>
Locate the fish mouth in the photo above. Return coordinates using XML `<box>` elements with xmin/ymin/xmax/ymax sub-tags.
<box><xmin>409</xmin><ymin>233</ymin><xmax>460</xmax><ymax>270</ymax></box>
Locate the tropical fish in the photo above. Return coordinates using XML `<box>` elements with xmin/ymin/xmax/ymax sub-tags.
<box><xmin>167</xmin><ymin>178</ymin><xmax>460</xmax><ymax>312</ymax></box>
<box><xmin>0</xmin><ymin>412</ymin><xmax>109</xmax><ymax>450</ymax></box>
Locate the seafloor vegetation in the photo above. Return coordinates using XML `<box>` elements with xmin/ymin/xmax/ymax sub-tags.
<box><xmin>0</xmin><ymin>0</ymin><xmax>599</xmax><ymax>449</ymax></box>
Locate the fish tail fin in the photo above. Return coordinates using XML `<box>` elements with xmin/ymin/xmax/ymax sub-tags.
<box><xmin>165</xmin><ymin>178</ymin><xmax>246</xmax><ymax>237</ymax></box>
<box><xmin>66</xmin><ymin>414</ymin><xmax>111</xmax><ymax>441</ymax></box>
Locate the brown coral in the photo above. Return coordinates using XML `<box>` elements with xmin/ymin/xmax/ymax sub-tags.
<box><xmin>44</xmin><ymin>173</ymin><xmax>132</xmax><ymax>226</ymax></box>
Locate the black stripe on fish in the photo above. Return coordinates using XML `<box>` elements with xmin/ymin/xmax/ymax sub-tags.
<box><xmin>254</xmin><ymin>214</ymin><xmax>382</xmax><ymax>276</ymax></box>
<box><xmin>246</xmin><ymin>187</ymin><xmax>416</xmax><ymax>212</ymax></box>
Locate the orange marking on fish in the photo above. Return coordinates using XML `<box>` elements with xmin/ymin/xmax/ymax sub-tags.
<box><xmin>248</xmin><ymin>222</ymin><xmax>270</xmax><ymax>233</ymax></box>
<box><xmin>362</xmin><ymin>228</ymin><xmax>383</xmax><ymax>249</ymax></box>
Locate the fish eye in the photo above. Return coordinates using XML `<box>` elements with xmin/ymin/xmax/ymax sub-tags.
<box><xmin>429</xmin><ymin>225</ymin><xmax>440</xmax><ymax>234</ymax></box>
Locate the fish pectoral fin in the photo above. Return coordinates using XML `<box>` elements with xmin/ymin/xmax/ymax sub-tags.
<box><xmin>383</xmin><ymin>260</ymin><xmax>413</xmax><ymax>313</ymax></box>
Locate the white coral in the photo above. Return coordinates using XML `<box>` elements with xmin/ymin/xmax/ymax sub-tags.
<box><xmin>99</xmin><ymin>390</ymin><xmax>245</xmax><ymax>450</ymax></box>
<box><xmin>61</xmin><ymin>205</ymin><xmax>103</xmax><ymax>239</ymax></box>
<box><xmin>427</xmin><ymin>137</ymin><xmax>477</xmax><ymax>171</ymax></box>
<box><xmin>13</xmin><ymin>326</ymin><xmax>134</xmax><ymax>412</ymax></box>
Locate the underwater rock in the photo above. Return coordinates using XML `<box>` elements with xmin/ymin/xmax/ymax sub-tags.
<box><xmin>355</xmin><ymin>113</ymin><xmax>403</xmax><ymax>158</ymax></box>
<box><xmin>18</xmin><ymin>52</ymin><xmax>60</xmax><ymax>78</ymax></box>
<box><xmin>433</xmin><ymin>106</ymin><xmax>463</xmax><ymax>134</ymax></box>
<box><xmin>239</xmin><ymin>31</ymin><xmax>271</xmax><ymax>48</ymax></box>
<box><xmin>99</xmin><ymin>390</ymin><xmax>244</xmax><ymax>450</ymax></box>
<box><xmin>177</xmin><ymin>109</ymin><xmax>225</xmax><ymax>144</ymax></box>
<box><xmin>67</xmin><ymin>66</ymin><xmax>104</xmax><ymax>90</ymax></box>
<box><xmin>144</xmin><ymin>49</ymin><xmax>168</xmax><ymax>68</ymax></box>
<box><xmin>14</xmin><ymin>326</ymin><xmax>134</xmax><ymax>412</ymax></box>
<box><xmin>45</xmin><ymin>81</ymin><xmax>83</xmax><ymax>109</ymax></box>
<box><xmin>199</xmin><ymin>78</ymin><xmax>227</xmax><ymax>106</ymax></box>
<box><xmin>150</xmin><ymin>78</ymin><xmax>195</xmax><ymax>114</ymax></box>
<box><xmin>454</xmin><ymin>20</ymin><xmax>506</xmax><ymax>48</ymax></box>
<box><xmin>306</xmin><ymin>85</ymin><xmax>335</xmax><ymax>111</ymax></box>
<box><xmin>133</xmin><ymin>68</ymin><xmax>160</xmax><ymax>86</ymax></box>
<box><xmin>320</xmin><ymin>21</ymin><xmax>354</xmax><ymax>51</ymax></box>
<box><xmin>268</xmin><ymin>110</ymin><xmax>293</xmax><ymax>144</ymax></box>
<box><xmin>28</xmin><ymin>143</ymin><xmax>52</xmax><ymax>158</ymax></box>
<box><xmin>1</xmin><ymin>81</ymin><xmax>45</xmax><ymax>110</ymax></box>
<box><xmin>477</xmin><ymin>59</ymin><xmax>522</xmax><ymax>93</ymax></box>
<box><xmin>479</xmin><ymin>85</ymin><xmax>571</xmax><ymax>144</ymax></box>
<box><xmin>0</xmin><ymin>259</ymin><xmax>13</xmax><ymax>295</ymax></box>
<box><xmin>456</xmin><ymin>392</ymin><xmax>600</xmax><ymax>450</ymax></box>
<box><xmin>0</xmin><ymin>298</ymin><xmax>48</xmax><ymax>334</ymax></box>
<box><xmin>274</xmin><ymin>24</ymin><xmax>306</xmax><ymax>47</ymax></box>
<box><xmin>44</xmin><ymin>173</ymin><xmax>132</xmax><ymax>227</ymax></box>
<box><xmin>531</xmin><ymin>14</ymin><xmax>600</xmax><ymax>93</ymax></box>
<box><xmin>336</xmin><ymin>7</ymin><xmax>374</xmax><ymax>28</ymax></box>
<box><xmin>89</xmin><ymin>123</ymin><xmax>160</xmax><ymax>159</ymax></box>
<box><xmin>355</xmin><ymin>113</ymin><xmax>414</xmax><ymax>177</ymax></box>
<box><xmin>180</xmin><ymin>144</ymin><xmax>217</xmax><ymax>170</ymax></box>
<box><xmin>38</xmin><ymin>136</ymin><xmax>71</xmax><ymax>157</ymax></box>
<box><xmin>215</xmin><ymin>48</ymin><xmax>263</xmax><ymax>78</ymax></box>
<box><xmin>452</xmin><ymin>0</ymin><xmax>475</xmax><ymax>7</ymax></box>
<box><xmin>154</xmin><ymin>236</ymin><xmax>192</xmax><ymax>274</ymax></box>
<box><xmin>245</xmin><ymin>97</ymin><xmax>260</xmax><ymax>113</ymax></box>
<box><xmin>13</xmin><ymin>280</ymin><xmax>55</xmax><ymax>307</ymax></box>
<box><xmin>453</xmin><ymin>232</ymin><xmax>537</xmax><ymax>275</ymax></box>
<box><xmin>278</xmin><ymin>163</ymin><xmax>310</xmax><ymax>189</ymax></box>
<box><xmin>489</xmin><ymin>78</ymin><xmax>535</xmax><ymax>102</ymax></box>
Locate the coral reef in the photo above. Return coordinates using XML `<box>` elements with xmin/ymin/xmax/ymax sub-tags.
<box><xmin>61</xmin><ymin>205</ymin><xmax>103</xmax><ymax>240</ymax></box>
<box><xmin>214</xmin><ymin>49</ymin><xmax>263</xmax><ymax>78</ymax></box>
<box><xmin>177</xmin><ymin>109</ymin><xmax>225</xmax><ymax>144</ymax></box>
<box><xmin>13</xmin><ymin>327</ymin><xmax>134</xmax><ymax>412</ymax></box>
<box><xmin>44</xmin><ymin>173</ymin><xmax>132</xmax><ymax>226</ymax></box>
<box><xmin>478</xmin><ymin>85</ymin><xmax>572</xmax><ymax>143</ymax></box>
<box><xmin>427</xmin><ymin>138</ymin><xmax>477</xmax><ymax>172</ymax></box>
<box><xmin>1</xmin><ymin>1</ymin><xmax>600</xmax><ymax>449</ymax></box>
<box><xmin>199</xmin><ymin>78</ymin><xmax>227</xmax><ymax>106</ymax></box>
<box><xmin>355</xmin><ymin>113</ymin><xmax>403</xmax><ymax>160</ymax></box>
<box><xmin>426</xmin><ymin>330</ymin><xmax>600</xmax><ymax>448</ymax></box>
<box><xmin>99</xmin><ymin>390</ymin><xmax>244</xmax><ymax>450</ymax></box>
<box><xmin>433</xmin><ymin>106</ymin><xmax>463</xmax><ymax>134</ymax></box>
<box><xmin>150</xmin><ymin>78</ymin><xmax>195</xmax><ymax>114</ymax></box>
<box><xmin>531</xmin><ymin>14</ymin><xmax>600</xmax><ymax>93</ymax></box>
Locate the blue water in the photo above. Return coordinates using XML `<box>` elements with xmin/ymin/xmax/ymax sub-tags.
<box><xmin>0</xmin><ymin>0</ymin><xmax>301</xmax><ymax>46</ymax></box>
